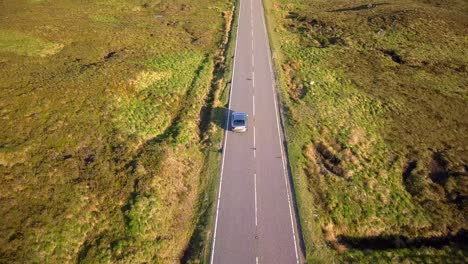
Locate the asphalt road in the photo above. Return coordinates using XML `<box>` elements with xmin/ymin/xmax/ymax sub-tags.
<box><xmin>210</xmin><ymin>0</ymin><xmax>303</xmax><ymax>263</ymax></box>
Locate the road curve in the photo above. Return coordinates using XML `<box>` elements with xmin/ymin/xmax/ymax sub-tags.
<box><xmin>210</xmin><ymin>0</ymin><xmax>303</xmax><ymax>263</ymax></box>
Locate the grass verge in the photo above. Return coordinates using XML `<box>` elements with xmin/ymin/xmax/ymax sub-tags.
<box><xmin>180</xmin><ymin>0</ymin><xmax>240</xmax><ymax>262</ymax></box>
<box><xmin>263</xmin><ymin>0</ymin><xmax>467</xmax><ymax>262</ymax></box>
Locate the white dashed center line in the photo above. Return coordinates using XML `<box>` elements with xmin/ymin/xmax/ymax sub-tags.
<box><xmin>254</xmin><ymin>172</ymin><xmax>258</xmax><ymax>226</ymax></box>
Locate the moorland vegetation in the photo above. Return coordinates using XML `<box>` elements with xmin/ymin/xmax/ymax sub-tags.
<box><xmin>0</xmin><ymin>0</ymin><xmax>236</xmax><ymax>262</ymax></box>
<box><xmin>264</xmin><ymin>0</ymin><xmax>467</xmax><ymax>262</ymax></box>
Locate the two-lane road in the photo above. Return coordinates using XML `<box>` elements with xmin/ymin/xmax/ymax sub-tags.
<box><xmin>211</xmin><ymin>0</ymin><xmax>303</xmax><ymax>263</ymax></box>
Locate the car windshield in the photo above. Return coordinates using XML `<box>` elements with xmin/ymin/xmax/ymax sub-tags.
<box><xmin>233</xmin><ymin>119</ymin><xmax>245</xmax><ymax>126</ymax></box>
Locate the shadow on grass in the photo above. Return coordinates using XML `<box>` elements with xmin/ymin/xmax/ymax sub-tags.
<box><xmin>338</xmin><ymin>229</ymin><xmax>467</xmax><ymax>250</ymax></box>
<box><xmin>211</xmin><ymin>106</ymin><xmax>234</xmax><ymax>131</ymax></box>
<box><xmin>180</xmin><ymin>107</ymin><xmax>232</xmax><ymax>263</ymax></box>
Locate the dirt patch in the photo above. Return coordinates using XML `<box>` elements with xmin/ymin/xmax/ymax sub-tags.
<box><xmin>282</xmin><ymin>60</ymin><xmax>308</xmax><ymax>101</ymax></box>
<box><xmin>402</xmin><ymin>151</ymin><xmax>467</xmax><ymax>210</ymax></box>
<box><xmin>402</xmin><ymin>160</ymin><xmax>422</xmax><ymax>196</ymax></box>
<box><xmin>304</xmin><ymin>138</ymin><xmax>359</xmax><ymax>180</ymax></box>
<box><xmin>316</xmin><ymin>142</ymin><xmax>344</xmax><ymax>176</ymax></box>
<box><xmin>103</xmin><ymin>51</ymin><xmax>117</xmax><ymax>60</ymax></box>
<box><xmin>383</xmin><ymin>49</ymin><xmax>404</xmax><ymax>64</ymax></box>
<box><xmin>286</xmin><ymin>15</ymin><xmax>347</xmax><ymax>48</ymax></box>
<box><xmin>323</xmin><ymin>223</ymin><xmax>347</xmax><ymax>253</ymax></box>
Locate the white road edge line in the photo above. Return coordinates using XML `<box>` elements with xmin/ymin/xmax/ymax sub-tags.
<box><xmin>259</xmin><ymin>1</ymin><xmax>300</xmax><ymax>263</ymax></box>
<box><xmin>254</xmin><ymin>173</ymin><xmax>258</xmax><ymax>226</ymax></box>
<box><xmin>210</xmin><ymin>0</ymin><xmax>241</xmax><ymax>262</ymax></box>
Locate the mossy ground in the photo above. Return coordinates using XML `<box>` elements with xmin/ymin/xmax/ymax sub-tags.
<box><xmin>264</xmin><ymin>0</ymin><xmax>467</xmax><ymax>262</ymax></box>
<box><xmin>0</xmin><ymin>0</ymin><xmax>234</xmax><ymax>263</ymax></box>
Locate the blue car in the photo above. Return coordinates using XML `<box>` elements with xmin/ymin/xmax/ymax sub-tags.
<box><xmin>231</xmin><ymin>112</ymin><xmax>248</xmax><ymax>132</ymax></box>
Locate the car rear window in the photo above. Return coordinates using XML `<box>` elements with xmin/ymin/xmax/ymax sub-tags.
<box><xmin>233</xmin><ymin>119</ymin><xmax>245</xmax><ymax>126</ymax></box>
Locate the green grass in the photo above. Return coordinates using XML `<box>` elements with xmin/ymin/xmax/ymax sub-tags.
<box><xmin>0</xmin><ymin>30</ymin><xmax>63</xmax><ymax>57</ymax></box>
<box><xmin>90</xmin><ymin>15</ymin><xmax>120</xmax><ymax>24</ymax></box>
<box><xmin>115</xmin><ymin>52</ymin><xmax>206</xmax><ymax>137</ymax></box>
<box><xmin>264</xmin><ymin>0</ymin><xmax>467</xmax><ymax>262</ymax></box>
<box><xmin>181</xmin><ymin>1</ymin><xmax>239</xmax><ymax>263</ymax></box>
<box><xmin>0</xmin><ymin>0</ymin><xmax>234</xmax><ymax>263</ymax></box>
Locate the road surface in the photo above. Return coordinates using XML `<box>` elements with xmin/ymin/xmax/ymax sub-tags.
<box><xmin>210</xmin><ymin>0</ymin><xmax>303</xmax><ymax>263</ymax></box>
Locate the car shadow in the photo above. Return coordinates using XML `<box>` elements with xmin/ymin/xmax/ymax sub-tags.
<box><xmin>211</xmin><ymin>106</ymin><xmax>234</xmax><ymax>131</ymax></box>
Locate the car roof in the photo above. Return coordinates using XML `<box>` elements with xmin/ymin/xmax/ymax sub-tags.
<box><xmin>232</xmin><ymin>112</ymin><xmax>247</xmax><ymax>119</ymax></box>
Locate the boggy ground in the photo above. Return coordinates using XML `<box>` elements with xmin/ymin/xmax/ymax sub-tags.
<box><xmin>264</xmin><ymin>0</ymin><xmax>467</xmax><ymax>262</ymax></box>
<box><xmin>0</xmin><ymin>0</ymin><xmax>233</xmax><ymax>263</ymax></box>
